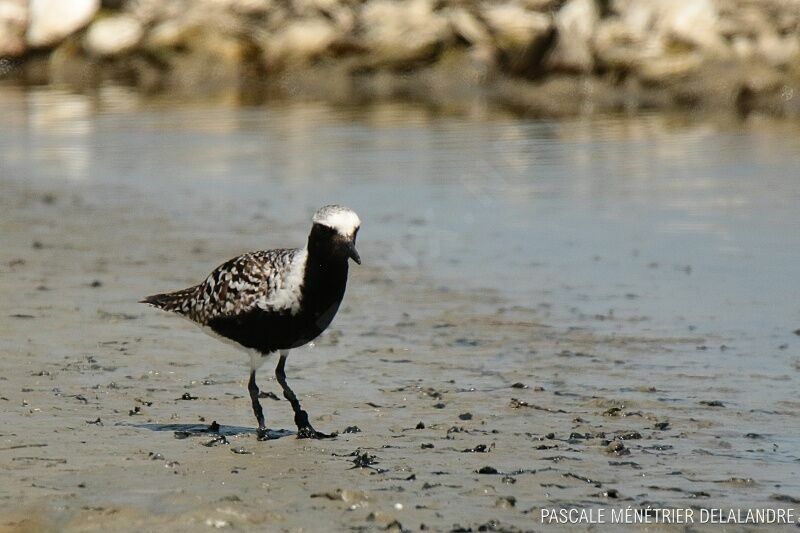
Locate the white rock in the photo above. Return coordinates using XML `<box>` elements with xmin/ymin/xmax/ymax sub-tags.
<box><xmin>659</xmin><ymin>0</ymin><xmax>725</xmax><ymax>53</ymax></box>
<box><xmin>730</xmin><ymin>36</ymin><xmax>752</xmax><ymax>60</ymax></box>
<box><xmin>361</xmin><ymin>0</ymin><xmax>450</xmax><ymax>63</ymax></box>
<box><xmin>612</xmin><ymin>0</ymin><xmax>727</xmax><ymax>55</ymax></box>
<box><xmin>126</xmin><ymin>0</ymin><xmax>180</xmax><ymax>26</ymax></box>
<box><xmin>146</xmin><ymin>20</ymin><xmax>187</xmax><ymax>49</ymax></box>
<box><xmin>758</xmin><ymin>33</ymin><xmax>800</xmax><ymax>68</ymax></box>
<box><xmin>446</xmin><ymin>7</ymin><xmax>491</xmax><ymax>46</ymax></box>
<box><xmin>265</xmin><ymin>17</ymin><xmax>337</xmax><ymax>65</ymax></box>
<box><xmin>482</xmin><ymin>2</ymin><xmax>552</xmax><ymax>53</ymax></box>
<box><xmin>549</xmin><ymin>0</ymin><xmax>599</xmax><ymax>72</ymax></box>
<box><xmin>26</xmin><ymin>0</ymin><xmax>99</xmax><ymax>48</ymax></box>
<box><xmin>0</xmin><ymin>0</ymin><xmax>27</xmax><ymax>57</ymax></box>
<box><xmin>327</xmin><ymin>5</ymin><xmax>356</xmax><ymax>34</ymax></box>
<box><xmin>595</xmin><ymin>0</ymin><xmax>730</xmax><ymax>71</ymax></box>
<box><xmin>637</xmin><ymin>52</ymin><xmax>703</xmax><ymax>83</ymax></box>
<box><xmin>593</xmin><ymin>19</ymin><xmax>642</xmax><ymax>69</ymax></box>
<box><xmin>227</xmin><ymin>0</ymin><xmax>272</xmax><ymax>15</ymax></box>
<box><xmin>84</xmin><ymin>15</ymin><xmax>144</xmax><ymax>57</ymax></box>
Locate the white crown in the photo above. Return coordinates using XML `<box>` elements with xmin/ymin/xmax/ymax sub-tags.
<box><xmin>312</xmin><ymin>205</ymin><xmax>361</xmax><ymax>236</ymax></box>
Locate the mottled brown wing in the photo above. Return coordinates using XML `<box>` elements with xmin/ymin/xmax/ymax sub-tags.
<box><xmin>141</xmin><ymin>248</ymin><xmax>303</xmax><ymax>324</ymax></box>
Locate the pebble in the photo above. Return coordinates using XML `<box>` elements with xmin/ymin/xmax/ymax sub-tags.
<box><xmin>605</xmin><ymin>441</ymin><xmax>630</xmax><ymax>456</ymax></box>
<box><xmin>230</xmin><ymin>446</ymin><xmax>252</xmax><ymax>455</ymax></box>
<box><xmin>495</xmin><ymin>496</ymin><xmax>516</xmax><ymax>508</ymax></box>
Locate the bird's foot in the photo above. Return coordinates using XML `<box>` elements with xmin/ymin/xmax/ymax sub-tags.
<box><xmin>256</xmin><ymin>427</ymin><xmax>280</xmax><ymax>441</ymax></box>
<box><xmin>296</xmin><ymin>426</ymin><xmax>337</xmax><ymax>439</ymax></box>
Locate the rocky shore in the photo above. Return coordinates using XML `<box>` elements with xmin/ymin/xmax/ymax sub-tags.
<box><xmin>2</xmin><ymin>0</ymin><xmax>800</xmax><ymax>116</ymax></box>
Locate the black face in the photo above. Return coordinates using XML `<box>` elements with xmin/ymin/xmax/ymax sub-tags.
<box><xmin>308</xmin><ymin>223</ymin><xmax>361</xmax><ymax>264</ymax></box>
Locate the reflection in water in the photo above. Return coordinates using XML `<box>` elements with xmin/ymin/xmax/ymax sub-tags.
<box><xmin>2</xmin><ymin>88</ymin><xmax>93</xmax><ymax>181</ymax></box>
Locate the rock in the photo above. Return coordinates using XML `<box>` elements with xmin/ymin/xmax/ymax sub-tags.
<box><xmin>361</xmin><ymin>0</ymin><xmax>450</xmax><ymax>65</ymax></box>
<box><xmin>658</xmin><ymin>0</ymin><xmax>726</xmax><ymax>53</ymax></box>
<box><xmin>0</xmin><ymin>0</ymin><xmax>27</xmax><ymax>57</ymax></box>
<box><xmin>605</xmin><ymin>440</ymin><xmax>630</xmax><ymax>455</ymax></box>
<box><xmin>292</xmin><ymin>0</ymin><xmax>342</xmax><ymax>17</ymax></box>
<box><xmin>264</xmin><ymin>17</ymin><xmax>338</xmax><ymax>67</ymax></box>
<box><xmin>230</xmin><ymin>446</ymin><xmax>252</xmax><ymax>454</ymax></box>
<box><xmin>482</xmin><ymin>1</ymin><xmax>554</xmax><ymax>76</ymax></box>
<box><xmin>366</xmin><ymin>510</ymin><xmax>401</xmax><ymax>526</ymax></box>
<box><xmin>637</xmin><ymin>53</ymin><xmax>703</xmax><ymax>84</ymax></box>
<box><xmin>593</xmin><ymin>18</ymin><xmax>635</xmax><ymax>70</ymax></box>
<box><xmin>548</xmin><ymin>0</ymin><xmax>599</xmax><ymax>72</ymax></box>
<box><xmin>326</xmin><ymin>6</ymin><xmax>356</xmax><ymax>34</ymax></box>
<box><xmin>227</xmin><ymin>0</ymin><xmax>272</xmax><ymax>15</ymax></box>
<box><xmin>521</xmin><ymin>0</ymin><xmax>561</xmax><ymax>8</ymax></box>
<box><xmin>145</xmin><ymin>20</ymin><xmax>188</xmax><ymax>50</ymax></box>
<box><xmin>26</xmin><ymin>0</ymin><xmax>99</xmax><ymax>48</ymax></box>
<box><xmin>757</xmin><ymin>32</ymin><xmax>800</xmax><ymax>69</ymax></box>
<box><xmin>125</xmin><ymin>0</ymin><xmax>178</xmax><ymax>26</ymax></box>
<box><xmin>483</xmin><ymin>2</ymin><xmax>552</xmax><ymax>54</ymax></box>
<box><xmin>595</xmin><ymin>0</ymin><xmax>735</xmax><ymax>77</ymax></box>
<box><xmin>495</xmin><ymin>495</ymin><xmax>516</xmax><ymax>508</ymax></box>
<box><xmin>446</xmin><ymin>7</ymin><xmax>491</xmax><ymax>46</ymax></box>
<box><xmin>731</xmin><ymin>36</ymin><xmax>755</xmax><ymax>61</ymax></box>
<box><xmin>612</xmin><ymin>0</ymin><xmax>727</xmax><ymax>55</ymax></box>
<box><xmin>721</xmin><ymin>6</ymin><xmax>771</xmax><ymax>38</ymax></box>
<box><xmin>162</xmin><ymin>31</ymin><xmax>248</xmax><ymax>90</ymax></box>
<box><xmin>311</xmin><ymin>488</ymin><xmax>369</xmax><ymax>505</ymax></box>
<box><xmin>85</xmin><ymin>15</ymin><xmax>143</xmax><ymax>57</ymax></box>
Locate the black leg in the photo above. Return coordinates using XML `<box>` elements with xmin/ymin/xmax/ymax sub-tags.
<box><xmin>275</xmin><ymin>352</ymin><xmax>335</xmax><ymax>439</ymax></box>
<box><xmin>248</xmin><ymin>370</ymin><xmax>271</xmax><ymax>440</ymax></box>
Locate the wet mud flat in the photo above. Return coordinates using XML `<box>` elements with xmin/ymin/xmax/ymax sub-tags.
<box><xmin>1</xmin><ymin>178</ymin><xmax>799</xmax><ymax>533</ymax></box>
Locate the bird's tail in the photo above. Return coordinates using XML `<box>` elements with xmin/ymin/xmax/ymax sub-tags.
<box><xmin>140</xmin><ymin>286</ymin><xmax>199</xmax><ymax>315</ymax></box>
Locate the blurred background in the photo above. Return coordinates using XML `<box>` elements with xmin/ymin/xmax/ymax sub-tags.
<box><xmin>3</xmin><ymin>0</ymin><xmax>800</xmax><ymax>114</ymax></box>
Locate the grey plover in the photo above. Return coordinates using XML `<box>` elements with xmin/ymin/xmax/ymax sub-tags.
<box><xmin>141</xmin><ymin>205</ymin><xmax>361</xmax><ymax>440</ymax></box>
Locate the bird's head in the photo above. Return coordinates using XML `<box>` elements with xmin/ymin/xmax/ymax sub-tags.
<box><xmin>310</xmin><ymin>205</ymin><xmax>361</xmax><ymax>264</ymax></box>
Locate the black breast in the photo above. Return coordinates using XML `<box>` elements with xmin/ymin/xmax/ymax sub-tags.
<box><xmin>208</xmin><ymin>229</ymin><xmax>350</xmax><ymax>354</ymax></box>
<box><xmin>207</xmin><ymin>305</ymin><xmax>338</xmax><ymax>353</ymax></box>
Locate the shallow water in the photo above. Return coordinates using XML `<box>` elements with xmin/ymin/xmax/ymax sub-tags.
<box><xmin>1</xmin><ymin>86</ymin><xmax>800</xmax><ymax>530</ymax></box>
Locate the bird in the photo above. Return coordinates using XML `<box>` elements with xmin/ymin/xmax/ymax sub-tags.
<box><xmin>141</xmin><ymin>205</ymin><xmax>361</xmax><ymax>440</ymax></box>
